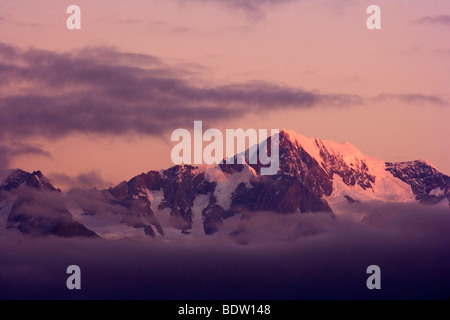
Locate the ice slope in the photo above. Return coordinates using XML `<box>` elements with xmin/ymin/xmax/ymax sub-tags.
<box><xmin>281</xmin><ymin>130</ymin><xmax>416</xmax><ymax>209</ymax></box>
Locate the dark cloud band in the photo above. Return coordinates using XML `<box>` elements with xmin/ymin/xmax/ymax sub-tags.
<box><xmin>0</xmin><ymin>43</ymin><xmax>445</xmax><ymax>143</ymax></box>
<box><xmin>0</xmin><ymin>43</ymin><xmax>363</xmax><ymax>140</ymax></box>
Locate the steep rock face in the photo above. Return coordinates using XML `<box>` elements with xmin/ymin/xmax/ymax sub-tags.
<box><xmin>385</xmin><ymin>161</ymin><xmax>450</xmax><ymax>204</ymax></box>
<box><xmin>316</xmin><ymin>140</ymin><xmax>376</xmax><ymax>190</ymax></box>
<box><xmin>106</xmin><ymin>171</ymin><xmax>165</xmax><ymax>237</ymax></box>
<box><xmin>273</xmin><ymin>132</ymin><xmax>333</xmax><ymax>198</ymax></box>
<box><xmin>109</xmin><ymin>171</ymin><xmax>163</xmax><ymax>199</ymax></box>
<box><xmin>1</xmin><ymin>170</ymin><xmax>98</xmax><ymax>238</ymax></box>
<box><xmin>158</xmin><ymin>165</ymin><xmax>215</xmax><ymax>231</ymax></box>
<box><xmin>225</xmin><ymin>130</ymin><xmax>381</xmax><ymax>216</ymax></box>
<box><xmin>226</xmin><ymin>131</ymin><xmax>336</xmax><ymax>215</ymax></box>
<box><xmin>230</xmin><ymin>174</ymin><xmax>332</xmax><ymax>214</ymax></box>
<box><xmin>103</xmin><ymin>166</ymin><xmax>216</xmax><ymax>234</ymax></box>
<box><xmin>195</xmin><ymin>131</ymin><xmax>338</xmax><ymax>233</ymax></box>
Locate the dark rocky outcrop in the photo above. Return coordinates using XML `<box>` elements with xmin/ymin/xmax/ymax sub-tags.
<box><xmin>2</xmin><ymin>170</ymin><xmax>98</xmax><ymax>238</ymax></box>
<box><xmin>386</xmin><ymin>161</ymin><xmax>450</xmax><ymax>205</ymax></box>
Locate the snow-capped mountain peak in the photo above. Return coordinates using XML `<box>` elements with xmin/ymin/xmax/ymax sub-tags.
<box><xmin>280</xmin><ymin>129</ymin><xmax>376</xmax><ymax>172</ymax></box>
<box><xmin>0</xmin><ymin>169</ymin><xmax>59</xmax><ymax>192</ymax></box>
<box><xmin>0</xmin><ymin>130</ymin><xmax>448</xmax><ymax>240</ymax></box>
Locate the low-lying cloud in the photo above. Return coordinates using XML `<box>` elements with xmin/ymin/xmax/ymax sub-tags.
<box><xmin>0</xmin><ymin>199</ymin><xmax>449</xmax><ymax>299</ymax></box>
<box><xmin>48</xmin><ymin>171</ymin><xmax>112</xmax><ymax>191</ymax></box>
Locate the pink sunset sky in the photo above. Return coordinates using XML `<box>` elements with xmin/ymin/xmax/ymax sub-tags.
<box><xmin>0</xmin><ymin>0</ymin><xmax>449</xmax><ymax>189</ymax></box>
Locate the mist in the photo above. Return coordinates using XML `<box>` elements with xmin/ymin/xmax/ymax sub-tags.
<box><xmin>0</xmin><ymin>201</ymin><xmax>449</xmax><ymax>300</ymax></box>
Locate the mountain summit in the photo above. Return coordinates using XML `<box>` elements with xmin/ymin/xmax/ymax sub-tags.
<box><xmin>0</xmin><ymin>169</ymin><xmax>59</xmax><ymax>193</ymax></box>
<box><xmin>0</xmin><ymin>130</ymin><xmax>448</xmax><ymax>239</ymax></box>
<box><xmin>0</xmin><ymin>170</ymin><xmax>98</xmax><ymax>238</ymax></box>
<box><xmin>78</xmin><ymin>129</ymin><xmax>449</xmax><ymax>238</ymax></box>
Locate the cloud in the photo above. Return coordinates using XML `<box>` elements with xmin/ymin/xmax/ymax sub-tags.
<box><xmin>230</xmin><ymin>201</ymin><xmax>450</xmax><ymax>244</ymax></box>
<box><xmin>373</xmin><ymin>93</ymin><xmax>447</xmax><ymax>106</ymax></box>
<box><xmin>182</xmin><ymin>0</ymin><xmax>297</xmax><ymax>18</ymax></box>
<box><xmin>116</xmin><ymin>19</ymin><xmax>141</xmax><ymax>25</ymax></box>
<box><xmin>0</xmin><ymin>146</ymin><xmax>10</xmax><ymax>175</ymax></box>
<box><xmin>415</xmin><ymin>15</ymin><xmax>450</xmax><ymax>25</ymax></box>
<box><xmin>48</xmin><ymin>171</ymin><xmax>112</xmax><ymax>190</ymax></box>
<box><xmin>170</xmin><ymin>26</ymin><xmax>192</xmax><ymax>34</ymax></box>
<box><xmin>230</xmin><ymin>211</ymin><xmax>332</xmax><ymax>244</ymax></box>
<box><xmin>0</xmin><ymin>43</ymin><xmax>446</xmax><ymax>142</ymax></box>
<box><xmin>0</xmin><ymin>42</ymin><xmax>363</xmax><ymax>140</ymax></box>
<box><xmin>0</xmin><ymin>143</ymin><xmax>51</xmax><ymax>172</ymax></box>
<box><xmin>0</xmin><ymin>201</ymin><xmax>449</xmax><ymax>299</ymax></box>
<box><xmin>0</xmin><ymin>42</ymin><xmax>18</xmax><ymax>60</ymax></box>
<box><xmin>434</xmin><ymin>48</ymin><xmax>450</xmax><ymax>56</ymax></box>
<box><xmin>189</xmin><ymin>0</ymin><xmax>361</xmax><ymax>19</ymax></box>
<box><xmin>8</xmin><ymin>144</ymin><xmax>51</xmax><ymax>158</ymax></box>
<box><xmin>64</xmin><ymin>188</ymin><xmax>131</xmax><ymax>218</ymax></box>
<box><xmin>75</xmin><ymin>46</ymin><xmax>166</xmax><ymax>68</ymax></box>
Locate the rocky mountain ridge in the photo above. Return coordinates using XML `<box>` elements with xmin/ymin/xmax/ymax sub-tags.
<box><xmin>0</xmin><ymin>130</ymin><xmax>448</xmax><ymax>239</ymax></box>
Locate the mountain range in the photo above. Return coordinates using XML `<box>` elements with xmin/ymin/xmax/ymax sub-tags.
<box><xmin>0</xmin><ymin>130</ymin><xmax>448</xmax><ymax>240</ymax></box>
